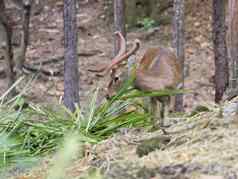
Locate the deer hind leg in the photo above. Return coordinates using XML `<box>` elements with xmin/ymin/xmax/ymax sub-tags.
<box><xmin>150</xmin><ymin>97</ymin><xmax>170</xmax><ymax>133</ymax></box>
<box><xmin>169</xmin><ymin>96</ymin><xmax>175</xmax><ymax>113</ymax></box>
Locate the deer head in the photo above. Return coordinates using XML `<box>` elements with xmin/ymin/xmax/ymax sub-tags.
<box><xmin>88</xmin><ymin>31</ymin><xmax>141</xmax><ymax>98</ymax></box>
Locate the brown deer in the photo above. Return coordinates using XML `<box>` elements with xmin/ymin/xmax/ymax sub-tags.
<box><xmin>89</xmin><ymin>31</ymin><xmax>182</xmax><ymax>129</ymax></box>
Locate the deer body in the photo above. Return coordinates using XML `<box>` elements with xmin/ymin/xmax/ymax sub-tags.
<box><xmin>89</xmin><ymin>32</ymin><xmax>182</xmax><ymax>129</ymax></box>
<box><xmin>132</xmin><ymin>47</ymin><xmax>182</xmax><ymax>128</ymax></box>
<box><xmin>135</xmin><ymin>48</ymin><xmax>182</xmax><ymax>92</ymax></box>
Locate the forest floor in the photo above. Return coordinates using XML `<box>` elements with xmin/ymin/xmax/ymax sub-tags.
<box><xmin>2</xmin><ymin>0</ymin><xmax>238</xmax><ymax>179</ymax></box>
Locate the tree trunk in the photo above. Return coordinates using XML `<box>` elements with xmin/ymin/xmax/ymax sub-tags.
<box><xmin>63</xmin><ymin>0</ymin><xmax>79</xmax><ymax>112</ymax></box>
<box><xmin>172</xmin><ymin>0</ymin><xmax>185</xmax><ymax>112</ymax></box>
<box><xmin>113</xmin><ymin>0</ymin><xmax>126</xmax><ymax>56</ymax></box>
<box><xmin>15</xmin><ymin>1</ymin><xmax>31</xmax><ymax>76</ymax></box>
<box><xmin>227</xmin><ymin>0</ymin><xmax>238</xmax><ymax>90</ymax></box>
<box><xmin>0</xmin><ymin>0</ymin><xmax>16</xmax><ymax>97</ymax></box>
<box><xmin>212</xmin><ymin>0</ymin><xmax>229</xmax><ymax>103</ymax></box>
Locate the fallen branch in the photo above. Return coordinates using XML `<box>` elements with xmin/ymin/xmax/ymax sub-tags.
<box><xmin>77</xmin><ymin>49</ymin><xmax>102</xmax><ymax>57</ymax></box>
<box><xmin>23</xmin><ymin>63</ymin><xmax>63</xmax><ymax>76</ymax></box>
<box><xmin>31</xmin><ymin>49</ymin><xmax>102</xmax><ymax>66</ymax></box>
<box><xmin>0</xmin><ymin>63</ymin><xmax>62</xmax><ymax>78</ymax></box>
<box><xmin>0</xmin><ymin>49</ymin><xmax>102</xmax><ymax>78</ymax></box>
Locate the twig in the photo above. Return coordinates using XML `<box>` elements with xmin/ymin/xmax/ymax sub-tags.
<box><xmin>23</xmin><ymin>63</ymin><xmax>63</xmax><ymax>76</ymax></box>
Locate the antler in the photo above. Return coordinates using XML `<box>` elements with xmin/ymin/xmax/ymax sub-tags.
<box><xmin>87</xmin><ymin>31</ymin><xmax>126</xmax><ymax>73</ymax></box>
<box><xmin>104</xmin><ymin>39</ymin><xmax>140</xmax><ymax>73</ymax></box>
<box><xmin>114</xmin><ymin>31</ymin><xmax>126</xmax><ymax>59</ymax></box>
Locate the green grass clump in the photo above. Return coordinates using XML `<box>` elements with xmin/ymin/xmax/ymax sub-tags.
<box><xmin>0</xmin><ymin>73</ymin><xmax>186</xmax><ymax>170</ymax></box>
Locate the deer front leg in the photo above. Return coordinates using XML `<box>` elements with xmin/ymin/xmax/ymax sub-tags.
<box><xmin>150</xmin><ymin>97</ymin><xmax>170</xmax><ymax>134</ymax></box>
<box><xmin>169</xmin><ymin>96</ymin><xmax>175</xmax><ymax>113</ymax></box>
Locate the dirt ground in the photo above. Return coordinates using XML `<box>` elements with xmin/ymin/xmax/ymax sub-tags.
<box><xmin>0</xmin><ymin>0</ymin><xmax>215</xmax><ymax>112</ymax></box>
